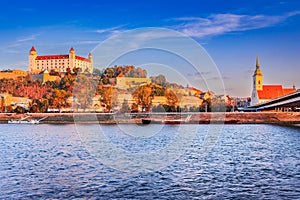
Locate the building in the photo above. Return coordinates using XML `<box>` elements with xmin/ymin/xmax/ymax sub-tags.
<box><xmin>11</xmin><ymin>96</ymin><xmax>31</xmax><ymax>109</ymax></box>
<box><xmin>0</xmin><ymin>93</ymin><xmax>12</xmax><ymax>112</ymax></box>
<box><xmin>186</xmin><ymin>87</ymin><xmax>202</xmax><ymax>96</ymax></box>
<box><xmin>31</xmin><ymin>70</ymin><xmax>60</xmax><ymax>83</ymax></box>
<box><xmin>251</xmin><ymin>55</ymin><xmax>296</xmax><ymax>106</ymax></box>
<box><xmin>116</xmin><ymin>76</ymin><xmax>151</xmax><ymax>90</ymax></box>
<box><xmin>0</xmin><ymin>69</ymin><xmax>27</xmax><ymax>80</ymax></box>
<box><xmin>28</xmin><ymin>46</ymin><xmax>93</xmax><ymax>74</ymax></box>
<box><xmin>179</xmin><ymin>96</ymin><xmax>203</xmax><ymax>109</ymax></box>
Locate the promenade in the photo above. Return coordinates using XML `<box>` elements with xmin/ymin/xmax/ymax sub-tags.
<box><xmin>1</xmin><ymin>112</ymin><xmax>300</xmax><ymax>124</ymax></box>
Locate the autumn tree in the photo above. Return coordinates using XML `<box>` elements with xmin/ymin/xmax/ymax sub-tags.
<box><xmin>98</xmin><ymin>86</ymin><xmax>117</xmax><ymax>112</ymax></box>
<box><xmin>29</xmin><ymin>99</ymin><xmax>48</xmax><ymax>113</ymax></box>
<box><xmin>133</xmin><ymin>84</ymin><xmax>154</xmax><ymax>112</ymax></box>
<box><xmin>131</xmin><ymin>103</ymin><xmax>138</xmax><ymax>113</ymax></box>
<box><xmin>165</xmin><ymin>88</ymin><xmax>178</xmax><ymax>111</ymax></box>
<box><xmin>49</xmin><ymin>89</ymin><xmax>70</xmax><ymax>111</ymax></box>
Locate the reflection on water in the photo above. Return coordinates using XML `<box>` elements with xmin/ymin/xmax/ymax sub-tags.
<box><xmin>0</xmin><ymin>124</ymin><xmax>299</xmax><ymax>199</ymax></box>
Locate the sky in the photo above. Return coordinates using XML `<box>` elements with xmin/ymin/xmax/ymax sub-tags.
<box><xmin>0</xmin><ymin>0</ymin><xmax>299</xmax><ymax>97</ymax></box>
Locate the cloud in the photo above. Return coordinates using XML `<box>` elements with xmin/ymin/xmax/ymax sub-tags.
<box><xmin>16</xmin><ymin>34</ymin><xmax>38</xmax><ymax>43</ymax></box>
<box><xmin>171</xmin><ymin>11</ymin><xmax>300</xmax><ymax>38</ymax></box>
<box><xmin>188</xmin><ymin>71</ymin><xmax>212</xmax><ymax>77</ymax></box>
<box><xmin>94</xmin><ymin>25</ymin><xmax>126</xmax><ymax>34</ymax></box>
<box><xmin>208</xmin><ymin>76</ymin><xmax>230</xmax><ymax>81</ymax></box>
<box><xmin>7</xmin><ymin>34</ymin><xmax>40</xmax><ymax>49</ymax></box>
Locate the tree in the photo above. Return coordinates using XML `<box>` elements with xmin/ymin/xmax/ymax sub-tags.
<box><xmin>98</xmin><ymin>86</ymin><xmax>117</xmax><ymax>112</ymax></box>
<box><xmin>131</xmin><ymin>103</ymin><xmax>138</xmax><ymax>113</ymax></box>
<box><xmin>14</xmin><ymin>105</ymin><xmax>27</xmax><ymax>114</ymax></box>
<box><xmin>49</xmin><ymin>89</ymin><xmax>69</xmax><ymax>111</ymax></box>
<box><xmin>29</xmin><ymin>99</ymin><xmax>48</xmax><ymax>113</ymax></box>
<box><xmin>133</xmin><ymin>84</ymin><xmax>154</xmax><ymax>112</ymax></box>
<box><xmin>200</xmin><ymin>99</ymin><xmax>211</xmax><ymax>112</ymax></box>
<box><xmin>152</xmin><ymin>104</ymin><xmax>165</xmax><ymax>112</ymax></box>
<box><xmin>165</xmin><ymin>88</ymin><xmax>178</xmax><ymax>111</ymax></box>
<box><xmin>151</xmin><ymin>74</ymin><xmax>167</xmax><ymax>86</ymax></box>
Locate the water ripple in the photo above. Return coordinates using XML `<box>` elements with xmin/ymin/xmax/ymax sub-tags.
<box><xmin>0</xmin><ymin>124</ymin><xmax>299</xmax><ymax>199</ymax></box>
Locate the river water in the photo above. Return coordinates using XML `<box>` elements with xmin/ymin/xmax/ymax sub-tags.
<box><xmin>0</xmin><ymin>124</ymin><xmax>299</xmax><ymax>199</ymax></box>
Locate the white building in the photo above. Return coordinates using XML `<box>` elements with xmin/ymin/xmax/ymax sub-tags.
<box><xmin>28</xmin><ymin>46</ymin><xmax>93</xmax><ymax>74</ymax></box>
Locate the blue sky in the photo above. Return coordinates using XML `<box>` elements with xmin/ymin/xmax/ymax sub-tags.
<box><xmin>0</xmin><ymin>0</ymin><xmax>299</xmax><ymax>97</ymax></box>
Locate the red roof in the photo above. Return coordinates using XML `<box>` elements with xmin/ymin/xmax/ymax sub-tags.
<box><xmin>75</xmin><ymin>55</ymin><xmax>89</xmax><ymax>62</ymax></box>
<box><xmin>30</xmin><ymin>46</ymin><xmax>36</xmax><ymax>52</ymax></box>
<box><xmin>257</xmin><ymin>85</ymin><xmax>296</xmax><ymax>100</ymax></box>
<box><xmin>36</xmin><ymin>55</ymin><xmax>69</xmax><ymax>60</ymax></box>
<box><xmin>283</xmin><ymin>88</ymin><xmax>296</xmax><ymax>95</ymax></box>
<box><xmin>70</xmin><ymin>47</ymin><xmax>74</xmax><ymax>52</ymax></box>
<box><xmin>188</xmin><ymin>87</ymin><xmax>202</xmax><ymax>93</ymax></box>
<box><xmin>35</xmin><ymin>54</ymin><xmax>90</xmax><ymax>62</ymax></box>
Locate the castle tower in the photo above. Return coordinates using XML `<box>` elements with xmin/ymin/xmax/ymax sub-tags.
<box><xmin>28</xmin><ymin>46</ymin><xmax>37</xmax><ymax>73</ymax></box>
<box><xmin>69</xmin><ymin>47</ymin><xmax>75</xmax><ymax>70</ymax></box>
<box><xmin>251</xmin><ymin>55</ymin><xmax>263</xmax><ymax>106</ymax></box>
<box><xmin>88</xmin><ymin>52</ymin><xmax>93</xmax><ymax>73</ymax></box>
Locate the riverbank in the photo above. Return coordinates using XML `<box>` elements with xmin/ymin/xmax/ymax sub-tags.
<box><xmin>1</xmin><ymin>112</ymin><xmax>300</xmax><ymax>124</ymax></box>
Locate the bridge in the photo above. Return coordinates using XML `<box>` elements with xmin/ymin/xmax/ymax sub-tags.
<box><xmin>246</xmin><ymin>90</ymin><xmax>300</xmax><ymax>112</ymax></box>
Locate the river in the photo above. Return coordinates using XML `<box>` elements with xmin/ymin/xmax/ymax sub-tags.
<box><xmin>0</xmin><ymin>124</ymin><xmax>299</xmax><ymax>199</ymax></box>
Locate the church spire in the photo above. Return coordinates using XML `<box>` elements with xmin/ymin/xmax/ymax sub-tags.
<box><xmin>256</xmin><ymin>54</ymin><xmax>260</xmax><ymax>68</ymax></box>
<box><xmin>253</xmin><ymin>54</ymin><xmax>263</xmax><ymax>92</ymax></box>
<box><xmin>254</xmin><ymin>54</ymin><xmax>262</xmax><ymax>76</ymax></box>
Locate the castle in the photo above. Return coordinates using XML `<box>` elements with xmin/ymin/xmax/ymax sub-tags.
<box><xmin>251</xmin><ymin>55</ymin><xmax>296</xmax><ymax>106</ymax></box>
<box><xmin>28</xmin><ymin>46</ymin><xmax>93</xmax><ymax>74</ymax></box>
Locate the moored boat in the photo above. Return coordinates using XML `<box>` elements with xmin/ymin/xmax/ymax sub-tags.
<box><xmin>7</xmin><ymin>116</ymin><xmax>47</xmax><ymax>124</ymax></box>
<box><xmin>141</xmin><ymin>118</ymin><xmax>152</xmax><ymax>124</ymax></box>
<box><xmin>8</xmin><ymin>119</ymin><xmax>40</xmax><ymax>124</ymax></box>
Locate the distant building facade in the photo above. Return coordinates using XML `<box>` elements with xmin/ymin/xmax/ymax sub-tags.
<box><xmin>251</xmin><ymin>55</ymin><xmax>296</xmax><ymax>106</ymax></box>
<box><xmin>116</xmin><ymin>77</ymin><xmax>151</xmax><ymax>90</ymax></box>
<box><xmin>28</xmin><ymin>46</ymin><xmax>93</xmax><ymax>74</ymax></box>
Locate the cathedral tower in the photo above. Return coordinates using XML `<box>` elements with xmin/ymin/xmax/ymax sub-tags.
<box><xmin>253</xmin><ymin>55</ymin><xmax>263</xmax><ymax>91</ymax></box>
<box><xmin>251</xmin><ymin>55</ymin><xmax>263</xmax><ymax>106</ymax></box>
